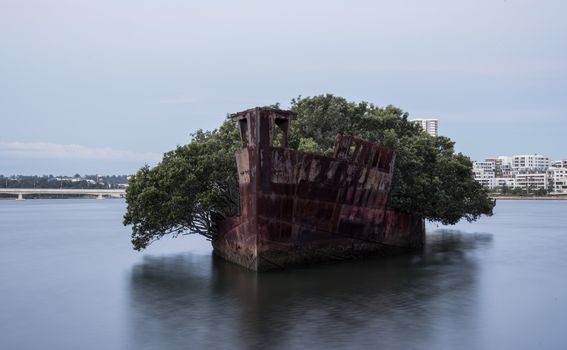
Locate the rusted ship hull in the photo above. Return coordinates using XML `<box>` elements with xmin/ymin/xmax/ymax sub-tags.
<box><xmin>213</xmin><ymin>108</ymin><xmax>425</xmax><ymax>272</ymax></box>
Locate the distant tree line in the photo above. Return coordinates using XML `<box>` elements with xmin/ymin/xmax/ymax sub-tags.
<box><xmin>0</xmin><ymin>174</ymin><xmax>129</xmax><ymax>189</ymax></box>
<box><xmin>490</xmin><ymin>184</ymin><xmax>550</xmax><ymax>197</ymax></box>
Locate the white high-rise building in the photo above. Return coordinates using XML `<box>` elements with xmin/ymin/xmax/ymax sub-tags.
<box><xmin>473</xmin><ymin>154</ymin><xmax>566</xmax><ymax>193</ymax></box>
<box><xmin>515</xmin><ymin>173</ymin><xmax>549</xmax><ymax>191</ymax></box>
<box><xmin>472</xmin><ymin>162</ymin><xmax>496</xmax><ymax>188</ymax></box>
<box><xmin>548</xmin><ymin>168</ymin><xmax>567</xmax><ymax>193</ymax></box>
<box><xmin>473</xmin><ymin>168</ymin><xmax>496</xmax><ymax>189</ymax></box>
<box><xmin>512</xmin><ymin>154</ymin><xmax>550</xmax><ymax>171</ymax></box>
<box><xmin>473</xmin><ymin>160</ymin><xmax>496</xmax><ymax>172</ymax></box>
<box><xmin>497</xmin><ymin>156</ymin><xmax>514</xmax><ymax>167</ymax></box>
<box><xmin>495</xmin><ymin>177</ymin><xmax>516</xmax><ymax>188</ymax></box>
<box><xmin>412</xmin><ymin>119</ymin><xmax>438</xmax><ymax>137</ymax></box>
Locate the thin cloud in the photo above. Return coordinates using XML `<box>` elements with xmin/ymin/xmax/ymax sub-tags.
<box><xmin>0</xmin><ymin>142</ymin><xmax>162</xmax><ymax>163</ymax></box>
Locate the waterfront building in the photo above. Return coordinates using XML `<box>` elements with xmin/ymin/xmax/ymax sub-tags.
<box><xmin>512</xmin><ymin>154</ymin><xmax>550</xmax><ymax>171</ymax></box>
<box><xmin>548</xmin><ymin>168</ymin><xmax>567</xmax><ymax>193</ymax></box>
<box><xmin>411</xmin><ymin>119</ymin><xmax>438</xmax><ymax>137</ymax></box>
<box><xmin>515</xmin><ymin>173</ymin><xmax>548</xmax><ymax>191</ymax></box>
<box><xmin>483</xmin><ymin>158</ymin><xmax>502</xmax><ymax>176</ymax></box>
<box><xmin>473</xmin><ymin>166</ymin><xmax>496</xmax><ymax>189</ymax></box>
<box><xmin>495</xmin><ymin>177</ymin><xmax>516</xmax><ymax>189</ymax></box>
<box><xmin>473</xmin><ymin>160</ymin><xmax>496</xmax><ymax>172</ymax></box>
<box><xmin>496</xmin><ymin>156</ymin><xmax>514</xmax><ymax>176</ymax></box>
<box><xmin>473</xmin><ymin>153</ymin><xmax>565</xmax><ymax>193</ymax></box>
<box><xmin>472</xmin><ymin>172</ymin><xmax>515</xmax><ymax>190</ymax></box>
<box><xmin>497</xmin><ymin>156</ymin><xmax>514</xmax><ymax>166</ymax></box>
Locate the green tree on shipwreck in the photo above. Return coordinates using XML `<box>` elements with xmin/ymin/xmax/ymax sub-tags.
<box><xmin>123</xmin><ymin>94</ymin><xmax>495</xmax><ymax>251</ymax></box>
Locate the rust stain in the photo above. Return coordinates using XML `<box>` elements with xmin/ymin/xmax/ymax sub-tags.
<box><xmin>212</xmin><ymin>107</ymin><xmax>425</xmax><ymax>271</ymax></box>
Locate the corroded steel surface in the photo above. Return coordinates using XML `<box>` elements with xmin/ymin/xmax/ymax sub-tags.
<box><xmin>212</xmin><ymin>107</ymin><xmax>425</xmax><ymax>271</ymax></box>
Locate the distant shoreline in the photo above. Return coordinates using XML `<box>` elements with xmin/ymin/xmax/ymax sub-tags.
<box><xmin>491</xmin><ymin>196</ymin><xmax>567</xmax><ymax>201</ymax></box>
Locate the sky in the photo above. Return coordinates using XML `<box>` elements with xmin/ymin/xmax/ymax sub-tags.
<box><xmin>1</xmin><ymin>0</ymin><xmax>566</xmax><ymax>175</ymax></box>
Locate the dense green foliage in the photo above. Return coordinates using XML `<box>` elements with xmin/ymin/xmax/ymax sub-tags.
<box><xmin>289</xmin><ymin>95</ymin><xmax>495</xmax><ymax>225</ymax></box>
<box><xmin>123</xmin><ymin>122</ymin><xmax>240</xmax><ymax>250</ymax></box>
<box><xmin>124</xmin><ymin>94</ymin><xmax>494</xmax><ymax>250</ymax></box>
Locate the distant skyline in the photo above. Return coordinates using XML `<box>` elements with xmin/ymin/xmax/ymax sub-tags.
<box><xmin>1</xmin><ymin>0</ymin><xmax>566</xmax><ymax>174</ymax></box>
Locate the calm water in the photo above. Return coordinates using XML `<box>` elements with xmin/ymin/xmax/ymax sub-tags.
<box><xmin>1</xmin><ymin>199</ymin><xmax>566</xmax><ymax>350</ymax></box>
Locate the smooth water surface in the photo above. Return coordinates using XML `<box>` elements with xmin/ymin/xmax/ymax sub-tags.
<box><xmin>1</xmin><ymin>199</ymin><xmax>566</xmax><ymax>349</ymax></box>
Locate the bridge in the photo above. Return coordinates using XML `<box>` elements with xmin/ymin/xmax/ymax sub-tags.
<box><xmin>0</xmin><ymin>188</ymin><xmax>126</xmax><ymax>200</ymax></box>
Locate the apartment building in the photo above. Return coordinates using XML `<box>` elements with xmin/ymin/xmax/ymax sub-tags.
<box><xmin>473</xmin><ymin>160</ymin><xmax>496</xmax><ymax>172</ymax></box>
<box><xmin>515</xmin><ymin>173</ymin><xmax>548</xmax><ymax>191</ymax></box>
<box><xmin>472</xmin><ymin>153</ymin><xmax>567</xmax><ymax>193</ymax></box>
<box><xmin>548</xmin><ymin>168</ymin><xmax>567</xmax><ymax>193</ymax></box>
<box><xmin>512</xmin><ymin>154</ymin><xmax>550</xmax><ymax>171</ymax></box>
<box><xmin>472</xmin><ymin>166</ymin><xmax>495</xmax><ymax>188</ymax></box>
<box><xmin>411</xmin><ymin>119</ymin><xmax>438</xmax><ymax>137</ymax></box>
<box><xmin>495</xmin><ymin>177</ymin><xmax>516</xmax><ymax>188</ymax></box>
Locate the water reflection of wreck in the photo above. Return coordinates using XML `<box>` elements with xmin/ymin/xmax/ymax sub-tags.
<box><xmin>213</xmin><ymin>107</ymin><xmax>425</xmax><ymax>271</ymax></box>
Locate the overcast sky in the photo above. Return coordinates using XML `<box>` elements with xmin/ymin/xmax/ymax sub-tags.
<box><xmin>1</xmin><ymin>0</ymin><xmax>566</xmax><ymax>175</ymax></box>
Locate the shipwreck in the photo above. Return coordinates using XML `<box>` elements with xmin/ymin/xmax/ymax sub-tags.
<box><xmin>213</xmin><ymin>107</ymin><xmax>425</xmax><ymax>271</ymax></box>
